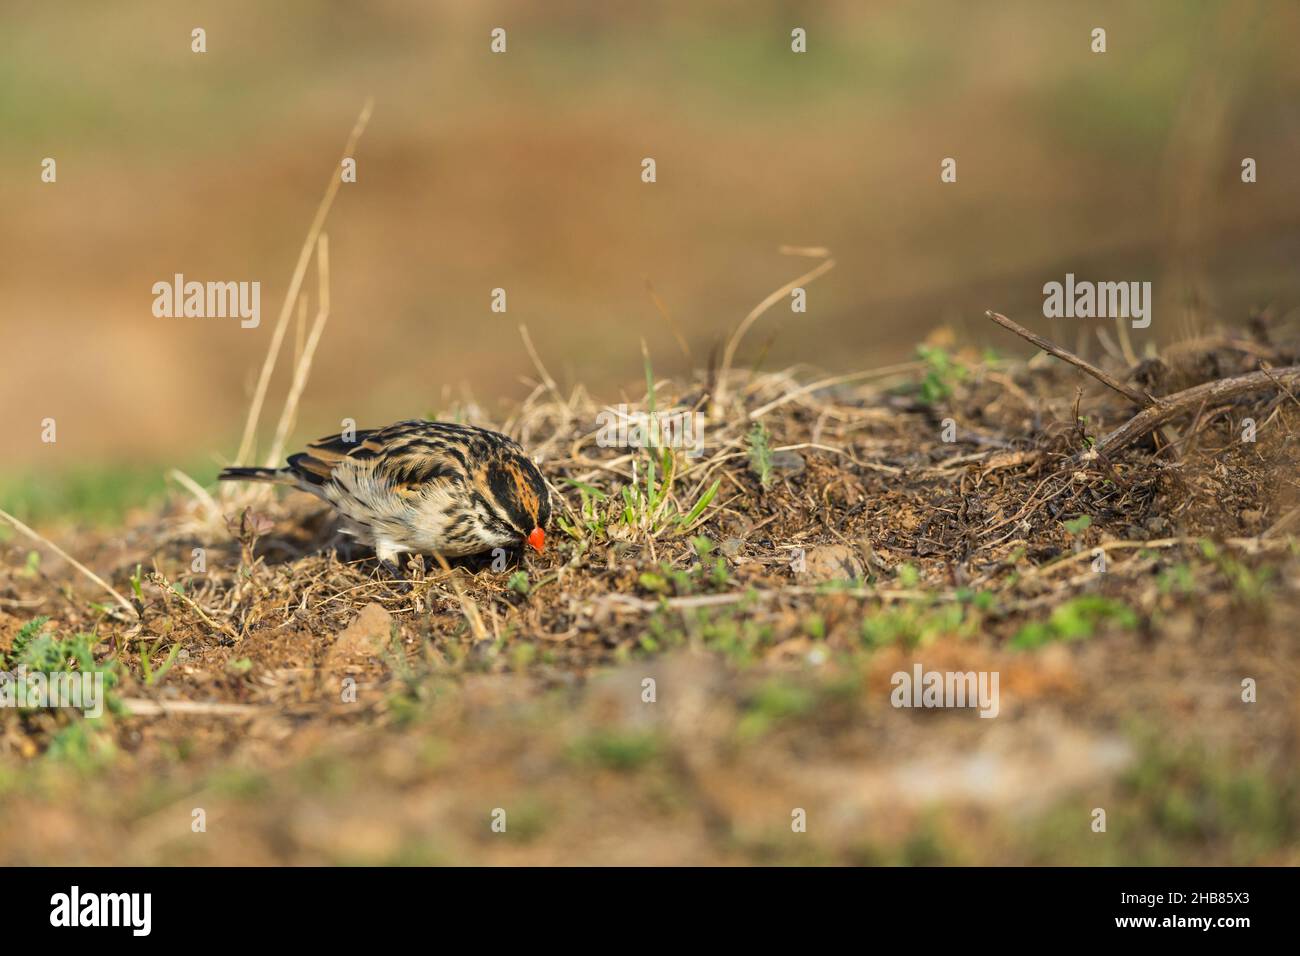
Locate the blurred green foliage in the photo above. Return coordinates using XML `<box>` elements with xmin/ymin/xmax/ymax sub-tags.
<box><xmin>0</xmin><ymin>462</ymin><xmax>217</xmax><ymax>527</ymax></box>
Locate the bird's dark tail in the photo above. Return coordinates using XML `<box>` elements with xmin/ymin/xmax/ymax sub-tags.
<box><xmin>218</xmin><ymin>466</ymin><xmax>292</xmax><ymax>484</ymax></box>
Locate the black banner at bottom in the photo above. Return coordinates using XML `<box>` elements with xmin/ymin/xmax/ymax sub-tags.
<box><xmin>2</xmin><ymin>866</ymin><xmax>1280</xmax><ymax>941</ymax></box>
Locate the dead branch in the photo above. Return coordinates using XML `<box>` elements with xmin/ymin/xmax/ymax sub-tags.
<box><xmin>121</xmin><ymin>699</ymin><xmax>261</xmax><ymax>717</ymax></box>
<box><xmin>986</xmin><ymin>311</ymin><xmax>1155</xmax><ymax>407</ymax></box>
<box><xmin>983</xmin><ymin>311</ymin><xmax>1300</xmax><ymax>459</ymax></box>
<box><xmin>1095</xmin><ymin>365</ymin><xmax>1300</xmax><ymax>456</ymax></box>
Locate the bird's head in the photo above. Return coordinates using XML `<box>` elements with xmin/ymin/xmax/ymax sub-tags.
<box><xmin>475</xmin><ymin>450</ymin><xmax>551</xmax><ymax>554</ymax></box>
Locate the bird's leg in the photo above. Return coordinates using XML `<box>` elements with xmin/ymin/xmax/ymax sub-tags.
<box><xmin>376</xmin><ymin>541</ymin><xmax>412</xmax><ymax>593</ymax></box>
<box><xmin>377</xmin><ymin>559</ymin><xmax>412</xmax><ymax>593</ymax></box>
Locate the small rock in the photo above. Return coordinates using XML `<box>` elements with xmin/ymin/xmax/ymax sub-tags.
<box><xmin>770</xmin><ymin>450</ymin><xmax>806</xmax><ymax>477</ymax></box>
<box><xmin>796</xmin><ymin>545</ymin><xmax>865</xmax><ymax>584</ymax></box>
<box><xmin>1145</xmin><ymin>515</ymin><xmax>1169</xmax><ymax>535</ymax></box>
<box><xmin>325</xmin><ymin>602</ymin><xmax>393</xmax><ymax>669</ymax></box>
<box><xmin>724</xmin><ymin>515</ymin><xmax>755</xmax><ymax>538</ymax></box>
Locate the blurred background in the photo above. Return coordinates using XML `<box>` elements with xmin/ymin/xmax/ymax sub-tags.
<box><xmin>3</xmin><ymin>0</ymin><xmax>1300</xmax><ymax>504</ymax></box>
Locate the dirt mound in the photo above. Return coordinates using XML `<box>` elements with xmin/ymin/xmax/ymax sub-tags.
<box><xmin>2</xmin><ymin>323</ymin><xmax>1299</xmax><ymax>864</ymax></box>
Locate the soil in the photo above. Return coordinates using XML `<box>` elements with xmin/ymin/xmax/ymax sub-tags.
<box><xmin>2</xmin><ymin>322</ymin><xmax>1299</xmax><ymax>865</ymax></box>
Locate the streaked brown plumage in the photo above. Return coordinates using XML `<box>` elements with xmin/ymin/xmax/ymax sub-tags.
<box><xmin>219</xmin><ymin>420</ymin><xmax>551</xmax><ymax>568</ymax></box>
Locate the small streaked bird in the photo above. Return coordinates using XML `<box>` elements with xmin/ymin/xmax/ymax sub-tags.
<box><xmin>219</xmin><ymin>420</ymin><xmax>550</xmax><ymax>571</ymax></box>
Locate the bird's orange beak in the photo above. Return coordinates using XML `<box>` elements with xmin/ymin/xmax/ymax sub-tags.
<box><xmin>527</xmin><ymin>527</ymin><xmax>545</xmax><ymax>553</ymax></box>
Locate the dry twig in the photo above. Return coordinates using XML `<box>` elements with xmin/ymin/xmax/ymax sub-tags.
<box><xmin>1096</xmin><ymin>366</ymin><xmax>1300</xmax><ymax>456</ymax></box>
<box><xmin>986</xmin><ymin>311</ymin><xmax>1154</xmax><ymax>407</ymax></box>
<box><xmin>0</xmin><ymin>507</ymin><xmax>137</xmax><ymax>619</ymax></box>
<box><xmin>232</xmin><ymin>98</ymin><xmax>373</xmax><ymax>473</ymax></box>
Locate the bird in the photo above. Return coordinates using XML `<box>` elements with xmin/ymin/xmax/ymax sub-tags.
<box><xmin>218</xmin><ymin>420</ymin><xmax>551</xmax><ymax>572</ymax></box>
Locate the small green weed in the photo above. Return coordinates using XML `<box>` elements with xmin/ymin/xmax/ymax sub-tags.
<box><xmin>748</xmin><ymin>421</ymin><xmax>774</xmax><ymax>489</ymax></box>
<box><xmin>1012</xmin><ymin>595</ymin><xmax>1137</xmax><ymax>649</ymax></box>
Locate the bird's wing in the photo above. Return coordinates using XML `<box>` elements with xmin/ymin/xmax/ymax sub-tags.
<box><xmin>286</xmin><ymin>421</ymin><xmax>470</xmax><ymax>494</ymax></box>
<box><xmin>284</xmin><ymin>427</ymin><xmax>386</xmax><ymax>488</ymax></box>
<box><xmin>370</xmin><ymin>442</ymin><xmax>466</xmax><ymax>495</ymax></box>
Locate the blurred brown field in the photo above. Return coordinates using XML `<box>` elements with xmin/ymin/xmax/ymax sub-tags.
<box><xmin>3</xmin><ymin>0</ymin><xmax>1300</xmax><ymax>474</ymax></box>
